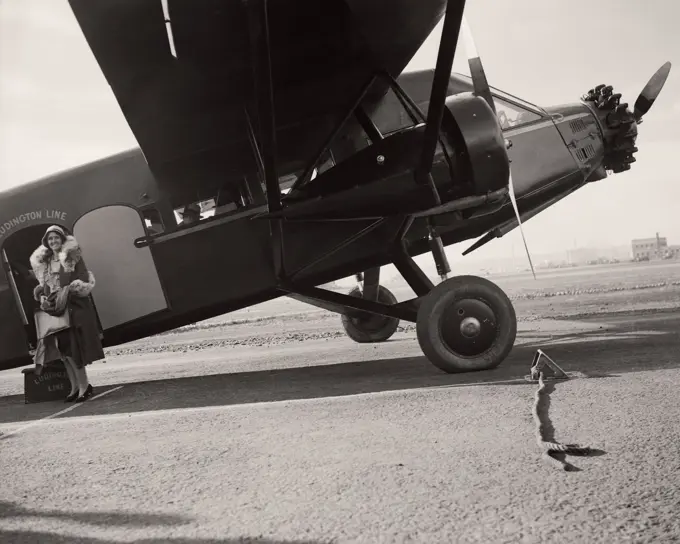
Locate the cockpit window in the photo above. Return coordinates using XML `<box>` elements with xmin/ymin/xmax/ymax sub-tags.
<box><xmin>494</xmin><ymin>97</ymin><xmax>542</xmax><ymax>130</ymax></box>
<box><xmin>370</xmin><ymin>87</ymin><xmax>418</xmax><ymax>136</ymax></box>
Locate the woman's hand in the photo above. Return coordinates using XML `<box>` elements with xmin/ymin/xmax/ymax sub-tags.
<box><xmin>33</xmin><ymin>284</ymin><xmax>44</xmax><ymax>302</ymax></box>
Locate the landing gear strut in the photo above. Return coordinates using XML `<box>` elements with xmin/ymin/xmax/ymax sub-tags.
<box><xmin>428</xmin><ymin>224</ymin><xmax>451</xmax><ymax>282</ymax></box>
<box><xmin>338</xmin><ymin>251</ymin><xmax>517</xmax><ymax>372</ymax></box>
<box><xmin>285</xmin><ymin>247</ymin><xmax>517</xmax><ymax>372</ymax></box>
<box><xmin>341</xmin><ymin>270</ymin><xmax>517</xmax><ymax>371</ymax></box>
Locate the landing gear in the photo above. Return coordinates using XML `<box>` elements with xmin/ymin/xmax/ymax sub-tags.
<box><xmin>341</xmin><ymin>285</ymin><xmax>400</xmax><ymax>343</ymax></box>
<box><xmin>282</xmin><ymin>248</ymin><xmax>517</xmax><ymax>372</ymax></box>
<box><xmin>342</xmin><ymin>267</ymin><xmax>399</xmax><ymax>343</ymax></box>
<box><xmin>416</xmin><ymin>275</ymin><xmax>517</xmax><ymax>373</ymax></box>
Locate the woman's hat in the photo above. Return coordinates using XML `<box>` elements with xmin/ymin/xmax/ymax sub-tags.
<box><xmin>42</xmin><ymin>225</ymin><xmax>67</xmax><ymax>248</ymax></box>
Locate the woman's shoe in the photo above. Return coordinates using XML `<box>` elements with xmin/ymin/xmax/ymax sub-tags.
<box><xmin>64</xmin><ymin>391</ymin><xmax>78</xmax><ymax>403</ymax></box>
<box><xmin>75</xmin><ymin>384</ymin><xmax>94</xmax><ymax>403</ymax></box>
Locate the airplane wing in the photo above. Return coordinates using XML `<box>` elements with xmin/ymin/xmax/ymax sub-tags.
<box><xmin>68</xmin><ymin>0</ymin><xmax>453</xmax><ymax>198</ymax></box>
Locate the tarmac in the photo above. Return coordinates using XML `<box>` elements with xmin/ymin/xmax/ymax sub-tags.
<box><xmin>1</xmin><ymin>310</ymin><xmax>680</xmax><ymax>543</ymax></box>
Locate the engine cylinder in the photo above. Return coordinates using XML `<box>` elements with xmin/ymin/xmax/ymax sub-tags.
<box><xmin>582</xmin><ymin>84</ymin><xmax>639</xmax><ymax>173</ymax></box>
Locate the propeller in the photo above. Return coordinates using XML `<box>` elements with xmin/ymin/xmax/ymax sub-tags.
<box><xmin>633</xmin><ymin>61</ymin><xmax>672</xmax><ymax>122</ymax></box>
<box><xmin>460</xmin><ymin>16</ymin><xmax>537</xmax><ymax>279</ymax></box>
<box><xmin>460</xmin><ymin>17</ymin><xmax>496</xmax><ymax>115</ymax></box>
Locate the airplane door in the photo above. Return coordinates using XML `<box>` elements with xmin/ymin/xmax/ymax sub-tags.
<box><xmin>73</xmin><ymin>205</ymin><xmax>169</xmax><ymax>330</ymax></box>
<box><xmin>0</xmin><ymin>249</ymin><xmax>30</xmax><ymax>362</ymax></box>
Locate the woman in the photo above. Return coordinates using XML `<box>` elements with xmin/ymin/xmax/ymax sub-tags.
<box><xmin>29</xmin><ymin>225</ymin><xmax>104</xmax><ymax>402</ymax></box>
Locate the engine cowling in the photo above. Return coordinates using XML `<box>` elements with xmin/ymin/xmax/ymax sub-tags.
<box><xmin>440</xmin><ymin>92</ymin><xmax>510</xmax><ymax>195</ymax></box>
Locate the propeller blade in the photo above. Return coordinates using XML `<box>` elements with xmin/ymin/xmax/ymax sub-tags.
<box><xmin>461</xmin><ymin>16</ymin><xmax>496</xmax><ymax>113</ymax></box>
<box><xmin>508</xmin><ymin>171</ymin><xmax>536</xmax><ymax>280</ymax></box>
<box><xmin>460</xmin><ymin>16</ymin><xmax>534</xmax><ymax>277</ymax></box>
<box><xmin>634</xmin><ymin>61</ymin><xmax>672</xmax><ymax>121</ymax></box>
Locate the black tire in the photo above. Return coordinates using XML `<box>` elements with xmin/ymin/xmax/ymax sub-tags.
<box><xmin>341</xmin><ymin>285</ymin><xmax>400</xmax><ymax>343</ymax></box>
<box><xmin>416</xmin><ymin>275</ymin><xmax>516</xmax><ymax>373</ymax></box>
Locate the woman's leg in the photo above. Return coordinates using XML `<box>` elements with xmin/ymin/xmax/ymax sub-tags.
<box><xmin>62</xmin><ymin>357</ymin><xmax>78</xmax><ymax>397</ymax></box>
<box><xmin>74</xmin><ymin>365</ymin><xmax>90</xmax><ymax>397</ymax></box>
<box><xmin>58</xmin><ymin>332</ymin><xmax>90</xmax><ymax>398</ymax></box>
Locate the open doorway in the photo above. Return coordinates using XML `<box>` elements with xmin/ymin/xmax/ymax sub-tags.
<box><xmin>1</xmin><ymin>224</ymin><xmax>65</xmax><ymax>352</ymax></box>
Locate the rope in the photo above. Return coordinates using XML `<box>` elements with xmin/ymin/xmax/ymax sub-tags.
<box><xmin>533</xmin><ymin>372</ymin><xmax>592</xmax><ymax>470</ymax></box>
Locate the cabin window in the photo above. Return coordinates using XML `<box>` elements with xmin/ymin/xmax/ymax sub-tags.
<box><xmin>173</xmin><ymin>200</ymin><xmax>212</xmax><ymax>227</ymax></box>
<box><xmin>370</xmin><ymin>87</ymin><xmax>418</xmax><ymax>136</ymax></box>
<box><xmin>171</xmin><ymin>175</ymin><xmax>268</xmax><ymax>228</ymax></box>
<box><xmin>279</xmin><ymin>173</ymin><xmax>298</xmax><ymax>196</ymax></box>
<box><xmin>276</xmin><ymin>151</ymin><xmax>336</xmax><ymax>194</ymax></box>
<box><xmin>493</xmin><ymin>97</ymin><xmax>541</xmax><ymax>130</ymax></box>
<box><xmin>142</xmin><ymin>208</ymin><xmax>165</xmax><ymax>235</ymax></box>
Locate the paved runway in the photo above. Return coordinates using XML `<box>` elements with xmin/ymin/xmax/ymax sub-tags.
<box><xmin>1</xmin><ymin>311</ymin><xmax>680</xmax><ymax>543</ymax></box>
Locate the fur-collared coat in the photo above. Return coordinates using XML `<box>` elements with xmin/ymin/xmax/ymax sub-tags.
<box><xmin>29</xmin><ymin>235</ymin><xmax>105</xmax><ymax>368</ymax></box>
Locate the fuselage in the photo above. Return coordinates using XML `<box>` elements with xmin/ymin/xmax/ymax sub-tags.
<box><xmin>0</xmin><ymin>70</ymin><xmax>617</xmax><ymax>370</ymax></box>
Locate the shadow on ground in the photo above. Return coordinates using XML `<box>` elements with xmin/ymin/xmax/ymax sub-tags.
<box><xmin>532</xmin><ymin>380</ymin><xmax>609</xmax><ymax>472</ymax></box>
<box><xmin>0</xmin><ymin>501</ymin><xmax>190</xmax><ymax>528</ymax></box>
<box><xmin>0</xmin><ymin>536</ymin><xmax>320</xmax><ymax>544</ymax></box>
<box><xmin>1</xmin><ymin>313</ymin><xmax>678</xmax><ymax>425</ymax></box>
<box><xmin>0</xmin><ymin>535</ymin><xmax>321</xmax><ymax>544</ymax></box>
<box><xmin>0</xmin><ymin>502</ymin><xmax>324</xmax><ymax>543</ymax></box>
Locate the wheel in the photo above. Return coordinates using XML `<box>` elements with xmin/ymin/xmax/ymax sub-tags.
<box><xmin>341</xmin><ymin>285</ymin><xmax>400</xmax><ymax>343</ymax></box>
<box><xmin>416</xmin><ymin>275</ymin><xmax>517</xmax><ymax>373</ymax></box>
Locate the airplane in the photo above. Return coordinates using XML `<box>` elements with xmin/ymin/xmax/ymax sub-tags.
<box><xmin>0</xmin><ymin>0</ymin><xmax>671</xmax><ymax>375</ymax></box>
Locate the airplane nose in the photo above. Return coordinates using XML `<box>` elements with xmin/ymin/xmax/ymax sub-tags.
<box><xmin>582</xmin><ymin>62</ymin><xmax>671</xmax><ymax>174</ymax></box>
<box><xmin>583</xmin><ymin>85</ymin><xmax>638</xmax><ymax>174</ymax></box>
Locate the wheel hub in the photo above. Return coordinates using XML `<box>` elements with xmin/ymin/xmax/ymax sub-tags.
<box><xmin>460</xmin><ymin>316</ymin><xmax>481</xmax><ymax>338</ymax></box>
<box><xmin>440</xmin><ymin>298</ymin><xmax>498</xmax><ymax>357</ymax></box>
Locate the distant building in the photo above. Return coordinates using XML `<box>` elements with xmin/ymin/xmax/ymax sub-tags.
<box><xmin>665</xmin><ymin>245</ymin><xmax>680</xmax><ymax>259</ymax></box>
<box><xmin>631</xmin><ymin>233</ymin><xmax>668</xmax><ymax>261</ymax></box>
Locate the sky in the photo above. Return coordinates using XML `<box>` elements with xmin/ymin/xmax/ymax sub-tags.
<box><xmin>1</xmin><ymin>0</ymin><xmax>679</xmax><ymax>266</ymax></box>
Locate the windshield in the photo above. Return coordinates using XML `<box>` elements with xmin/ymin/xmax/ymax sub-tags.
<box><xmin>494</xmin><ymin>96</ymin><xmax>542</xmax><ymax>129</ymax></box>
<box><xmin>452</xmin><ymin>73</ymin><xmax>545</xmax><ymax>114</ymax></box>
<box><xmin>490</xmin><ymin>87</ymin><xmax>545</xmax><ymax>115</ymax></box>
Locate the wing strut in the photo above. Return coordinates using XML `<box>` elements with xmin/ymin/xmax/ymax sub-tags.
<box><xmin>414</xmin><ymin>0</ymin><xmax>467</xmax><ymax>281</ymax></box>
<box><xmin>415</xmin><ymin>0</ymin><xmax>466</xmax><ymax>198</ymax></box>
<box><xmin>248</xmin><ymin>0</ymin><xmax>285</xmax><ymax>279</ymax></box>
<box><xmin>291</xmin><ymin>74</ymin><xmax>378</xmax><ymax>193</ymax></box>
